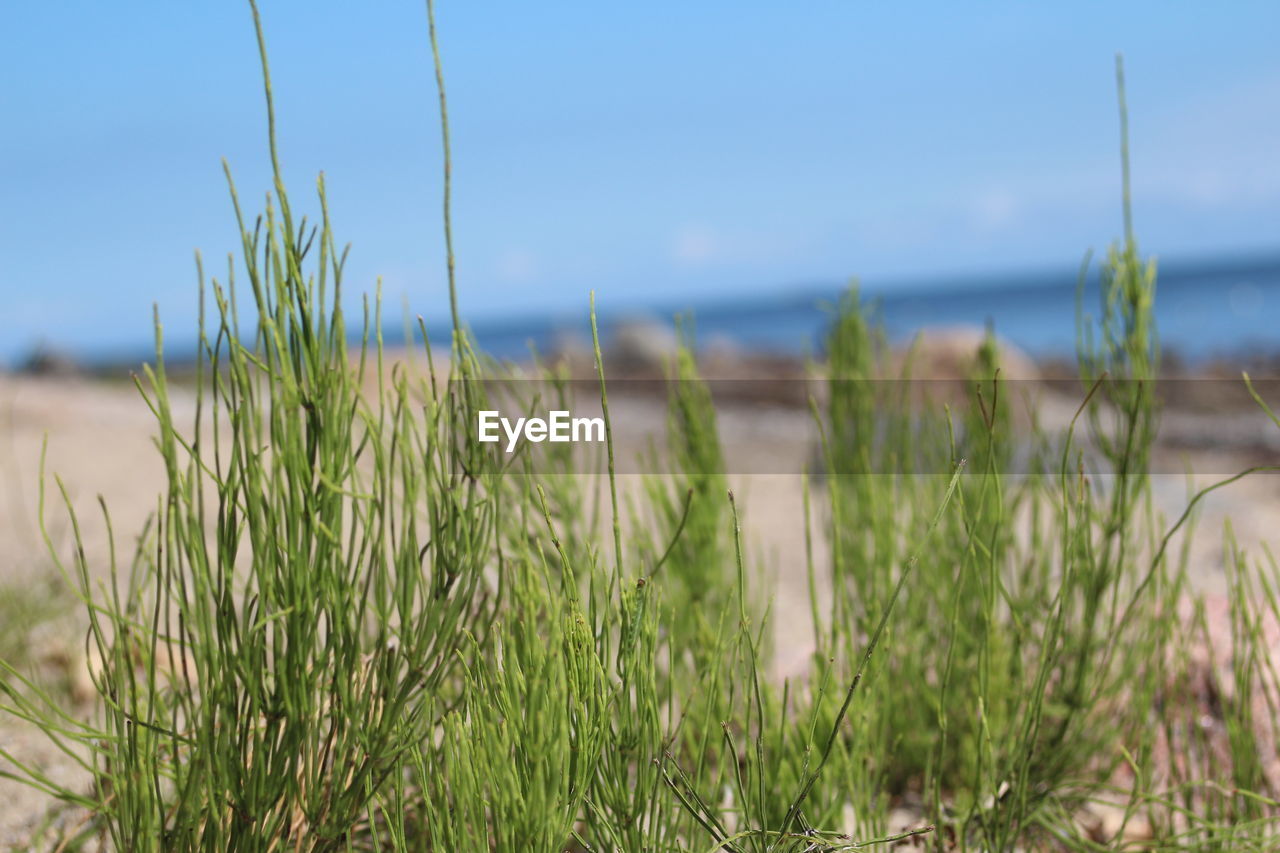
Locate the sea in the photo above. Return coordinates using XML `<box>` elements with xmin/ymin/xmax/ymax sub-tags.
<box><xmin>449</xmin><ymin>252</ymin><xmax>1280</xmax><ymax>366</ymax></box>
<box><xmin>33</xmin><ymin>252</ymin><xmax>1278</xmax><ymax>372</ymax></box>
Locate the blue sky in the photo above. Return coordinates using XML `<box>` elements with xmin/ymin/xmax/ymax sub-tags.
<box><xmin>2</xmin><ymin>2</ymin><xmax>1278</xmax><ymax>363</ymax></box>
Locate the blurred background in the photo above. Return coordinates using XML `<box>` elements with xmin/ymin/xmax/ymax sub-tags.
<box><xmin>1</xmin><ymin>1</ymin><xmax>1278</xmax><ymax>368</ymax></box>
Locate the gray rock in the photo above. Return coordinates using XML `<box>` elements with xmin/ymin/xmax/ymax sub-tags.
<box><xmin>895</xmin><ymin>325</ymin><xmax>1039</xmax><ymax>381</ymax></box>
<box><xmin>16</xmin><ymin>343</ymin><xmax>81</xmax><ymax>378</ymax></box>
<box><xmin>607</xmin><ymin>317</ymin><xmax>679</xmax><ymax>373</ymax></box>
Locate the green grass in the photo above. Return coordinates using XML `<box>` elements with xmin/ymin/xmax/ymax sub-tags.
<box><xmin>3</xmin><ymin>4</ymin><xmax>1280</xmax><ymax>850</ymax></box>
<box><xmin>0</xmin><ymin>571</ymin><xmax>79</xmax><ymax>702</ymax></box>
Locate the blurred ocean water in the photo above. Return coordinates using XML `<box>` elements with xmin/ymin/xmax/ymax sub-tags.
<box><xmin>31</xmin><ymin>253</ymin><xmax>1277</xmax><ymax>371</ymax></box>
<box><xmin>461</xmin><ymin>253</ymin><xmax>1280</xmax><ymax>365</ymax></box>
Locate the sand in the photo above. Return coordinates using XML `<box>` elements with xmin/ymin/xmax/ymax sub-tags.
<box><xmin>1</xmin><ymin>371</ymin><xmax>1277</xmax><ymax>843</ymax></box>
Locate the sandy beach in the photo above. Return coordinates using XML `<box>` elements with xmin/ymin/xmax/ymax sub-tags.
<box><xmin>3</xmin><ymin>360</ymin><xmax>1279</xmax><ymax>843</ymax></box>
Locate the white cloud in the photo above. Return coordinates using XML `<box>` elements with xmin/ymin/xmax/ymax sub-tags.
<box><xmin>668</xmin><ymin>222</ymin><xmax>815</xmax><ymax>270</ymax></box>
<box><xmin>672</xmin><ymin>224</ymin><xmax>719</xmax><ymax>265</ymax></box>
<box><xmin>971</xmin><ymin>188</ymin><xmax>1021</xmax><ymax>232</ymax></box>
<box><xmin>494</xmin><ymin>248</ymin><xmax>539</xmax><ymax>283</ymax></box>
<box><xmin>1136</xmin><ymin>73</ymin><xmax>1280</xmax><ymax>206</ymax></box>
